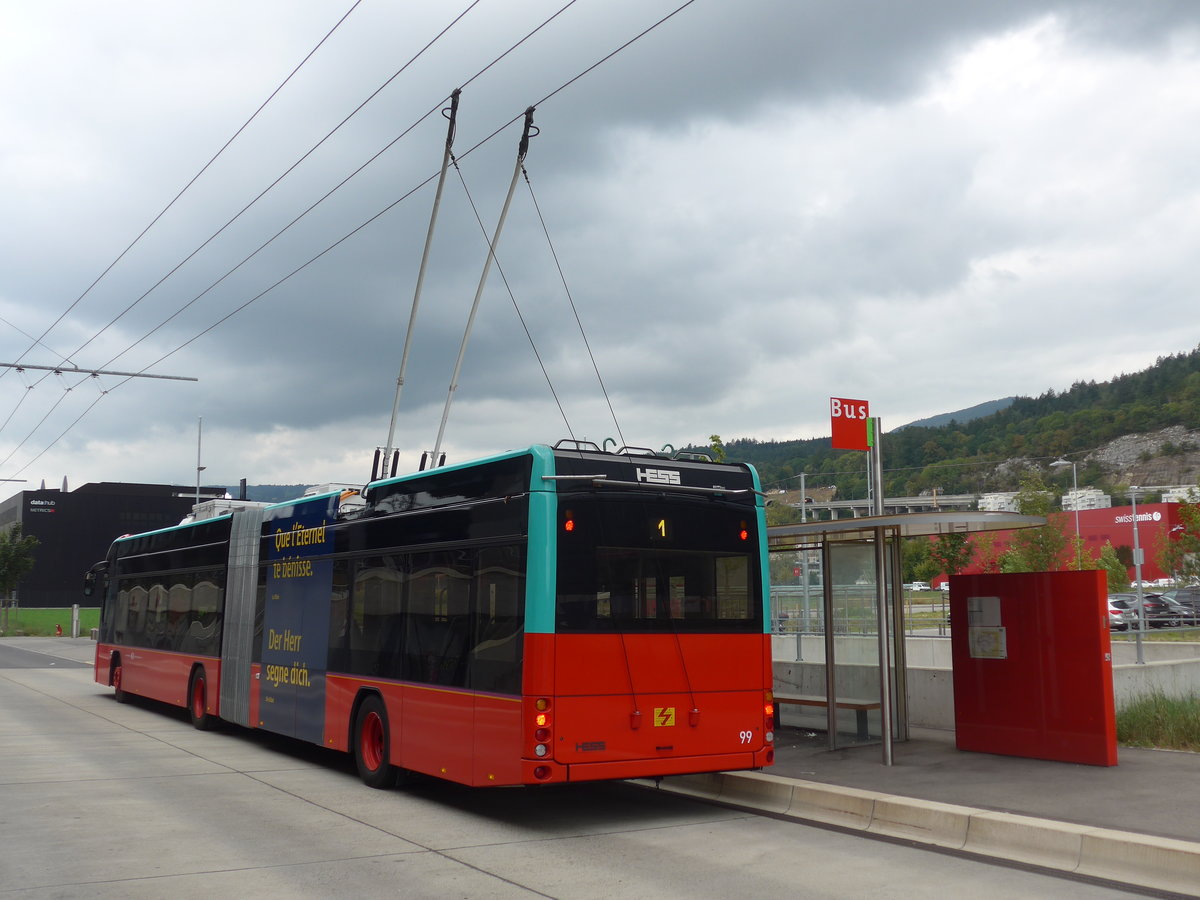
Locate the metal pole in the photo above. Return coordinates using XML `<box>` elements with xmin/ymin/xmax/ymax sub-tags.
<box><xmin>1132</xmin><ymin>487</ymin><xmax>1146</xmax><ymax>665</ymax></box>
<box><xmin>800</xmin><ymin>473</ymin><xmax>810</xmax><ymax>621</ymax></box>
<box><xmin>870</xmin><ymin>417</ymin><xmax>893</xmax><ymax>765</ymax></box>
<box><xmin>822</xmin><ymin>541</ymin><xmax>836</xmax><ymax>751</ymax></box>
<box><xmin>194</xmin><ymin>417</ymin><xmax>204</xmax><ymax>505</ymax></box>
<box><xmin>381</xmin><ymin>90</ymin><xmax>460</xmax><ymax>476</ymax></box>
<box><xmin>0</xmin><ymin>362</ymin><xmax>196</xmax><ymax>381</ymax></box>
<box><xmin>1071</xmin><ymin>462</ymin><xmax>1081</xmax><ymax>569</ymax></box>
<box><xmin>431</xmin><ymin>108</ymin><xmax>536</xmax><ymax>465</ymax></box>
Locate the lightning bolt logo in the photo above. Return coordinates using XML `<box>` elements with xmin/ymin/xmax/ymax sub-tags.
<box><xmin>653</xmin><ymin>706</ymin><xmax>676</xmax><ymax>727</ymax></box>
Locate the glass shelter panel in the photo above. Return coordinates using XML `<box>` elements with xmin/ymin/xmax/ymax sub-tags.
<box><xmin>826</xmin><ymin>542</ymin><xmax>884</xmax><ymax>749</ymax></box>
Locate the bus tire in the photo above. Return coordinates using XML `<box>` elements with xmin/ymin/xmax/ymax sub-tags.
<box><xmin>112</xmin><ymin>661</ymin><xmax>127</xmax><ymax>704</ymax></box>
<box><xmin>188</xmin><ymin>667</ymin><xmax>216</xmax><ymax>730</ymax></box>
<box><xmin>353</xmin><ymin>695</ymin><xmax>399</xmax><ymax>789</ymax></box>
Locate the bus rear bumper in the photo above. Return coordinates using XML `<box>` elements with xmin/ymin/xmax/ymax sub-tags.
<box><xmin>524</xmin><ymin>747</ymin><xmax>773</xmax><ymax>785</ymax></box>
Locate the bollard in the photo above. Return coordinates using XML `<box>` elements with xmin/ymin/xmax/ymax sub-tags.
<box><xmin>71</xmin><ymin>604</ymin><xmax>80</xmax><ymax>638</ymax></box>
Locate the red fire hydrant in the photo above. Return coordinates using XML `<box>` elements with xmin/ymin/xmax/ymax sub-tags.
<box><xmin>55</xmin><ymin>624</ymin><xmax>62</xmax><ymax>636</ymax></box>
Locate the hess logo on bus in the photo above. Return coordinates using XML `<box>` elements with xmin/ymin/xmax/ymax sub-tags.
<box><xmin>636</xmin><ymin>467</ymin><xmax>681</xmax><ymax>485</ymax></box>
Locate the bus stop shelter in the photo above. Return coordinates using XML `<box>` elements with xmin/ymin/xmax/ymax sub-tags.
<box><xmin>766</xmin><ymin>510</ymin><xmax>1044</xmax><ymax>765</ymax></box>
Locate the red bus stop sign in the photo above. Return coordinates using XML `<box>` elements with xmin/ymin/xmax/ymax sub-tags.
<box><xmin>830</xmin><ymin>397</ymin><xmax>872</xmax><ymax>451</ymax></box>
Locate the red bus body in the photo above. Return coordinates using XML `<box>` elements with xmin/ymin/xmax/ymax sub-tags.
<box><xmin>93</xmin><ymin>445</ymin><xmax>775</xmax><ymax>787</ymax></box>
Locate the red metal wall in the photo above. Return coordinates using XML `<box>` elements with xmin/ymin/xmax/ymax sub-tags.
<box><xmin>950</xmin><ymin>570</ymin><xmax>1117</xmax><ymax>767</ymax></box>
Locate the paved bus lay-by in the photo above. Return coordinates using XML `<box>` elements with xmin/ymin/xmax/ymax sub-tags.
<box><xmin>87</xmin><ymin>443</ymin><xmax>775</xmax><ymax>788</ymax></box>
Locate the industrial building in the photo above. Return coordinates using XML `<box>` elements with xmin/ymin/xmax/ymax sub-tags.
<box><xmin>0</xmin><ymin>482</ymin><xmax>226</xmax><ymax>607</ymax></box>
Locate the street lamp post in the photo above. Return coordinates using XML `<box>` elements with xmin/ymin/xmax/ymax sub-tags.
<box><xmin>1131</xmin><ymin>486</ymin><xmax>1146</xmax><ymax>666</ymax></box>
<box><xmin>1051</xmin><ymin>458</ymin><xmax>1082</xmax><ymax>569</ymax></box>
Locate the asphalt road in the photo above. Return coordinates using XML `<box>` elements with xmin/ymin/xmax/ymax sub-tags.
<box><xmin>0</xmin><ymin>639</ymin><xmax>1155</xmax><ymax>899</ymax></box>
<box><xmin>0</xmin><ymin>641</ymin><xmax>91</xmax><ymax>670</ymax></box>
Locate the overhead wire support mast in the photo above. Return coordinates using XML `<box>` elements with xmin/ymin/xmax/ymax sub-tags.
<box><xmin>378</xmin><ymin>89</ymin><xmax>461</xmax><ymax>482</ymax></box>
<box><xmin>430</xmin><ymin>107</ymin><xmax>538</xmax><ymax>467</ymax></box>
<box><xmin>0</xmin><ymin>363</ymin><xmax>196</xmax><ymax>382</ymax></box>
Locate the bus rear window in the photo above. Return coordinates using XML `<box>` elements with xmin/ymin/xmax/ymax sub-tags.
<box><xmin>556</xmin><ymin>497</ymin><xmax>761</xmax><ymax>633</ymax></box>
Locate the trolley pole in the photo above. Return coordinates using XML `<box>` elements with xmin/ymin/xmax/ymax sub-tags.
<box><xmin>380</xmin><ymin>89</ymin><xmax>460</xmax><ymax>479</ymax></box>
<box><xmin>432</xmin><ymin>107</ymin><xmax>537</xmax><ymax>465</ymax></box>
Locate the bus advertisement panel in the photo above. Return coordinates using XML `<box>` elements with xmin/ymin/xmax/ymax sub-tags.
<box><xmin>259</xmin><ymin>494</ymin><xmax>337</xmax><ymax>744</ymax></box>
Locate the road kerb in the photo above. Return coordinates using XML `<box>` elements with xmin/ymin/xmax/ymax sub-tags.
<box><xmin>715</xmin><ymin>770</ymin><xmax>796</xmax><ymax>814</ymax></box>
<box><xmin>645</xmin><ymin>770</ymin><xmax>1200</xmax><ymax>897</ymax></box>
<box><xmin>631</xmin><ymin>772</ymin><xmax>725</xmax><ymax>801</ymax></box>
<box><xmin>867</xmin><ymin>794</ymin><xmax>971</xmax><ymax>849</ymax></box>
<box><xmin>1077</xmin><ymin>828</ymin><xmax>1200</xmax><ymax>897</ymax></box>
<box><xmin>964</xmin><ymin>810</ymin><xmax>1087</xmax><ymax>871</ymax></box>
<box><xmin>786</xmin><ymin>782</ymin><xmax>875</xmax><ymax>830</ymax></box>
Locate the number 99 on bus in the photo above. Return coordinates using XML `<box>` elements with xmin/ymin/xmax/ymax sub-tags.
<box><xmin>738</xmin><ymin>729</ymin><xmax>755</xmax><ymax>744</ymax></box>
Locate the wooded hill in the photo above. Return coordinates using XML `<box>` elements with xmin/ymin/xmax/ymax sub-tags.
<box><xmin>719</xmin><ymin>345</ymin><xmax>1200</xmax><ymax>503</ymax></box>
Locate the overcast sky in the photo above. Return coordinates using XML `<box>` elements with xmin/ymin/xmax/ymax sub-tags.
<box><xmin>3</xmin><ymin>0</ymin><xmax>1200</xmax><ymax>500</ymax></box>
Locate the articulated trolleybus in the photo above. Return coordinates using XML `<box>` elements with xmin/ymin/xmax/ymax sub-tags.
<box><xmin>91</xmin><ymin>443</ymin><xmax>775</xmax><ymax>787</ymax></box>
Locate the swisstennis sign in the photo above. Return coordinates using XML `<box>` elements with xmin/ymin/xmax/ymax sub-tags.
<box><xmin>830</xmin><ymin>397</ymin><xmax>872</xmax><ymax>451</ymax></box>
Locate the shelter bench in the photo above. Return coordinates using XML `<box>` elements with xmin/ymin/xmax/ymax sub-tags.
<box><xmin>773</xmin><ymin>692</ymin><xmax>881</xmax><ymax>742</ymax></box>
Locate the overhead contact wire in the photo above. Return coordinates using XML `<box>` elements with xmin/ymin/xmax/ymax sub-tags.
<box><xmin>84</xmin><ymin>1</ymin><xmax>485</xmax><ymax>367</ymax></box>
<box><xmin>450</xmin><ymin>149</ymin><xmax>577</xmax><ymax>443</ymax></box>
<box><xmin>100</xmin><ymin>0</ymin><xmax>585</xmax><ymax>372</ymax></box>
<box><xmin>3</xmin><ymin>0</ymin><xmax>698</xmax><ymax>477</ymax></box>
<box><xmin>3</xmin><ymin>0</ymin><xmax>367</xmax><ymax>380</ymax></box>
<box><xmin>522</xmin><ymin>167</ymin><xmax>625</xmax><ymax>448</ymax></box>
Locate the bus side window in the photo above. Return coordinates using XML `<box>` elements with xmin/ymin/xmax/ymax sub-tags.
<box><xmin>404</xmin><ymin>551</ymin><xmax>471</xmax><ymax>687</ymax></box>
<box><xmin>350</xmin><ymin>557</ymin><xmax>401</xmax><ymax>677</ymax></box>
<box><xmin>327</xmin><ymin>559</ymin><xmax>353</xmax><ymax>673</ymax></box>
<box><xmin>468</xmin><ymin>545</ymin><xmax>524</xmax><ymax>695</ymax></box>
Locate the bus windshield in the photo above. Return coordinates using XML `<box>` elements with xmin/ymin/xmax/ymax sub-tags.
<box><xmin>556</xmin><ymin>495</ymin><xmax>762</xmax><ymax>633</ymax></box>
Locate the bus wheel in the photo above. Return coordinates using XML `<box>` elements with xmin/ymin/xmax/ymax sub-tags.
<box><xmin>188</xmin><ymin>668</ymin><xmax>216</xmax><ymax>730</ymax></box>
<box><xmin>112</xmin><ymin>663</ymin><xmax>127</xmax><ymax>704</ymax></box>
<box><xmin>354</xmin><ymin>695</ymin><xmax>399</xmax><ymax>789</ymax></box>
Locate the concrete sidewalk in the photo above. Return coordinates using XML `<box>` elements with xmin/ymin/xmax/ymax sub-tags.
<box><xmin>645</xmin><ymin>726</ymin><xmax>1200</xmax><ymax>897</ymax></box>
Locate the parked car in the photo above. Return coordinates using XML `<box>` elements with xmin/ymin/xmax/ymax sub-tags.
<box><xmin>907</xmin><ymin>581</ymin><xmax>931</xmax><ymax>592</ymax></box>
<box><xmin>1106</xmin><ymin>597</ymin><xmax>1133</xmax><ymax>631</ymax></box>
<box><xmin>1156</xmin><ymin>587</ymin><xmax>1200</xmax><ymax>625</ymax></box>
<box><xmin>1112</xmin><ymin>592</ymin><xmax>1193</xmax><ymax>628</ymax></box>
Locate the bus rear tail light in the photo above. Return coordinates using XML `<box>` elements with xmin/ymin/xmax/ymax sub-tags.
<box><xmin>532</xmin><ymin>698</ymin><xmax>553</xmax><ymax>759</ymax></box>
<box><xmin>534</xmin><ymin>765</ymin><xmax>551</xmax><ymax>780</ymax></box>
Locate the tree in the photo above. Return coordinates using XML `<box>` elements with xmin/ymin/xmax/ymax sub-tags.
<box><xmin>1096</xmin><ymin>541</ymin><xmax>1129</xmax><ymax>593</ymax></box>
<box><xmin>0</xmin><ymin>525</ymin><xmax>39</xmax><ymax>600</ymax></box>
<box><xmin>973</xmin><ymin>532</ymin><xmax>1003</xmax><ymax>574</ymax></box>
<box><xmin>708</xmin><ymin>434</ymin><xmax>727</xmax><ymax>463</ymax></box>
<box><xmin>901</xmin><ymin>538</ymin><xmax>940</xmax><ymax>584</ymax></box>
<box><xmin>1156</xmin><ymin>485</ymin><xmax>1200</xmax><ymax>584</ymax></box>
<box><xmin>929</xmin><ymin>533</ymin><xmax>974</xmax><ymax>581</ymax></box>
<box><xmin>1000</xmin><ymin>472</ymin><xmax>1069</xmax><ymax>573</ymax></box>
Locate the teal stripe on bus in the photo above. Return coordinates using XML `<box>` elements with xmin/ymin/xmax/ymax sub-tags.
<box><xmin>746</xmin><ymin>462</ymin><xmax>772</xmax><ymax>635</ymax></box>
<box><xmin>525</xmin><ymin>445</ymin><xmax>557</xmax><ymax>635</ymax></box>
<box><xmin>364</xmin><ymin>445</ymin><xmax>541</xmax><ymax>491</ymax></box>
<box><xmin>113</xmin><ymin>513</ymin><xmax>233</xmax><ymax>543</ymax></box>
